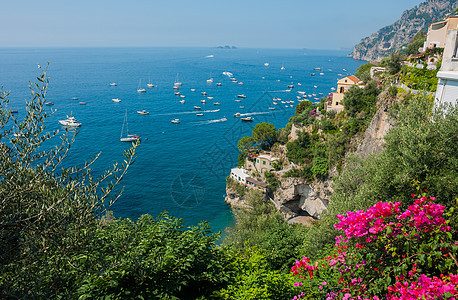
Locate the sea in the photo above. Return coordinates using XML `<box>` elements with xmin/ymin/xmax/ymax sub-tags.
<box><xmin>0</xmin><ymin>47</ymin><xmax>364</xmax><ymax>233</ymax></box>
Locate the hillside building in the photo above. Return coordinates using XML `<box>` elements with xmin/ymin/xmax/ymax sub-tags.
<box><xmin>421</xmin><ymin>16</ymin><xmax>458</xmax><ymax>51</ymax></box>
<box><xmin>326</xmin><ymin>75</ymin><xmax>364</xmax><ymax>113</ymax></box>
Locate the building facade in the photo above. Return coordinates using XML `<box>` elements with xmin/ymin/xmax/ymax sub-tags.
<box><xmin>326</xmin><ymin>75</ymin><xmax>364</xmax><ymax>113</ymax></box>
<box><xmin>435</xmin><ymin>26</ymin><xmax>458</xmax><ymax>108</ymax></box>
<box><xmin>422</xmin><ymin>16</ymin><xmax>458</xmax><ymax>51</ymax></box>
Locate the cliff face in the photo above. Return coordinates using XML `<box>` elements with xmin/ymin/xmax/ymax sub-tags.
<box><xmin>350</xmin><ymin>0</ymin><xmax>458</xmax><ymax>62</ymax></box>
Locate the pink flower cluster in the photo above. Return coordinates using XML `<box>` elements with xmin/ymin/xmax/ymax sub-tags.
<box><xmin>397</xmin><ymin>197</ymin><xmax>449</xmax><ymax>232</ymax></box>
<box><xmin>334</xmin><ymin>201</ymin><xmax>401</xmax><ymax>239</ymax></box>
<box><xmin>387</xmin><ymin>274</ymin><xmax>458</xmax><ymax>300</ymax></box>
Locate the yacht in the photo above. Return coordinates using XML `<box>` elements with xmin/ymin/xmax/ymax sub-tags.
<box><xmin>213</xmin><ymin>102</ymin><xmax>221</xmax><ymax>105</ymax></box>
<box><xmin>268</xmin><ymin>107</ymin><xmax>275</xmax><ymax>110</ymax></box>
<box><xmin>109</xmin><ymin>83</ymin><xmax>117</xmax><ymax>86</ymax></box>
<box><xmin>59</xmin><ymin>115</ymin><xmax>82</xmax><ymax>127</ymax></box>
<box><xmin>137</xmin><ymin>110</ymin><xmax>149</xmax><ymax>115</ymax></box>
<box><xmin>237</xmin><ymin>94</ymin><xmax>246</xmax><ymax>98</ymax></box>
<box><xmin>234</xmin><ymin>112</ymin><xmax>241</xmax><ymax>117</ymax></box>
<box><xmin>201</xmin><ymin>92</ymin><xmax>207</xmax><ymax>95</ymax></box>
<box><xmin>45</xmin><ymin>102</ymin><xmax>54</xmax><ymax>106</ymax></box>
<box><xmin>241</xmin><ymin>117</ymin><xmax>253</xmax><ymax>122</ymax></box>
<box><xmin>216</xmin><ymin>83</ymin><xmax>222</xmax><ymax>86</ymax></box>
<box><xmin>147</xmin><ymin>83</ymin><xmax>155</xmax><ymax>88</ymax></box>
<box><xmin>137</xmin><ymin>80</ymin><xmax>146</xmax><ymax>93</ymax></box>
<box><xmin>196</xmin><ymin>113</ymin><xmax>204</xmax><ymax>116</ymax></box>
<box><xmin>171</xmin><ymin>119</ymin><xmax>180</xmax><ymax>124</ymax></box>
<box><xmin>112</xmin><ymin>98</ymin><xmax>121</xmax><ymax>102</ymax></box>
<box><xmin>201</xmin><ymin>100</ymin><xmax>207</xmax><ymax>103</ymax></box>
<box><xmin>179</xmin><ymin>100</ymin><xmax>185</xmax><ymax>104</ymax></box>
<box><xmin>194</xmin><ymin>106</ymin><xmax>202</xmax><ymax>110</ymax></box>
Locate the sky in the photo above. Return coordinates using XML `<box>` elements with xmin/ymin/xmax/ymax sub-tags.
<box><xmin>1</xmin><ymin>0</ymin><xmax>423</xmax><ymax>49</ymax></box>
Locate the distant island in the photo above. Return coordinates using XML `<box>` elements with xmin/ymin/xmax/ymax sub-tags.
<box><xmin>215</xmin><ymin>45</ymin><xmax>237</xmax><ymax>49</ymax></box>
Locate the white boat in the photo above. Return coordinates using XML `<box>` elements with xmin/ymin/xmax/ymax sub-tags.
<box><xmin>216</xmin><ymin>83</ymin><xmax>222</xmax><ymax>86</ymax></box>
<box><xmin>222</xmin><ymin>71</ymin><xmax>233</xmax><ymax>77</ymax></box>
<box><xmin>273</xmin><ymin>102</ymin><xmax>278</xmax><ymax>105</ymax></box>
<box><xmin>241</xmin><ymin>117</ymin><xmax>253</xmax><ymax>122</ymax></box>
<box><xmin>264</xmin><ymin>62</ymin><xmax>269</xmax><ymax>66</ymax></box>
<box><xmin>343</xmin><ymin>69</ymin><xmax>347</xmax><ymax>72</ymax></box>
<box><xmin>238</xmin><ymin>82</ymin><xmax>243</xmax><ymax>85</ymax></box>
<box><xmin>171</xmin><ymin>118</ymin><xmax>180</xmax><ymax>124</ymax></box>
<box><xmin>196</xmin><ymin>113</ymin><xmax>204</xmax><ymax>116</ymax></box>
<box><xmin>205</xmin><ymin>54</ymin><xmax>215</xmax><ymax>58</ymax></box>
<box><xmin>190</xmin><ymin>88</ymin><xmax>196</xmax><ymax>92</ymax></box>
<box><xmin>45</xmin><ymin>102</ymin><xmax>54</xmax><ymax>106</ymax></box>
<box><xmin>179</xmin><ymin>100</ymin><xmax>185</xmax><ymax>104</ymax></box>
<box><xmin>234</xmin><ymin>112</ymin><xmax>241</xmax><ymax>117</ymax></box>
<box><xmin>268</xmin><ymin>107</ymin><xmax>275</xmax><ymax>110</ymax></box>
<box><xmin>59</xmin><ymin>114</ymin><xmax>82</xmax><ymax>127</ymax></box>
<box><xmin>314</xmin><ymin>85</ymin><xmax>318</xmax><ymax>88</ymax></box>
<box><xmin>137</xmin><ymin>80</ymin><xmax>146</xmax><ymax>93</ymax></box>
<box><xmin>120</xmin><ymin>110</ymin><xmax>140</xmax><ymax>142</ymax></box>
<box><xmin>207</xmin><ymin>73</ymin><xmax>213</xmax><ymax>83</ymax></box>
<box><xmin>201</xmin><ymin>92</ymin><xmax>207</xmax><ymax>95</ymax></box>
<box><xmin>237</xmin><ymin>94</ymin><xmax>246</xmax><ymax>98</ymax></box>
<box><xmin>194</xmin><ymin>106</ymin><xmax>202</xmax><ymax>110</ymax></box>
<box><xmin>180</xmin><ymin>95</ymin><xmax>185</xmax><ymax>98</ymax></box>
<box><xmin>147</xmin><ymin>78</ymin><xmax>155</xmax><ymax>88</ymax></box>
<box><xmin>109</xmin><ymin>83</ymin><xmax>117</xmax><ymax>86</ymax></box>
<box><xmin>288</xmin><ymin>85</ymin><xmax>294</xmax><ymax>88</ymax></box>
<box><xmin>207</xmin><ymin>96</ymin><xmax>214</xmax><ymax>100</ymax></box>
<box><xmin>72</xmin><ymin>97</ymin><xmax>78</xmax><ymax>100</ymax></box>
<box><xmin>239</xmin><ymin>106</ymin><xmax>244</xmax><ymax>109</ymax></box>
<box><xmin>320</xmin><ymin>73</ymin><xmax>324</xmax><ymax>76</ymax></box>
<box><xmin>314</xmin><ymin>67</ymin><xmax>321</xmax><ymax>71</ymax></box>
<box><xmin>174</xmin><ymin>74</ymin><xmax>182</xmax><ymax>86</ymax></box>
<box><xmin>235</xmin><ymin>99</ymin><xmax>241</xmax><ymax>102</ymax></box>
<box><xmin>201</xmin><ymin>100</ymin><xmax>207</xmax><ymax>103</ymax></box>
<box><xmin>213</xmin><ymin>102</ymin><xmax>221</xmax><ymax>105</ymax></box>
<box><xmin>112</xmin><ymin>98</ymin><xmax>121</xmax><ymax>102</ymax></box>
<box><xmin>286</xmin><ymin>89</ymin><xmax>291</xmax><ymax>92</ymax></box>
<box><xmin>137</xmin><ymin>110</ymin><xmax>149</xmax><ymax>115</ymax></box>
<box><xmin>79</xmin><ymin>102</ymin><xmax>86</xmax><ymax>105</ymax></box>
<box><xmin>281</xmin><ymin>65</ymin><xmax>285</xmax><ymax>70</ymax></box>
<box><xmin>331</xmin><ymin>87</ymin><xmax>336</xmax><ymax>91</ymax></box>
<box><xmin>298</xmin><ymin>91</ymin><xmax>306</xmax><ymax>95</ymax></box>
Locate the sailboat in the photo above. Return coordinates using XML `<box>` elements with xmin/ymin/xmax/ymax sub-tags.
<box><xmin>147</xmin><ymin>77</ymin><xmax>155</xmax><ymax>88</ymax></box>
<box><xmin>174</xmin><ymin>73</ymin><xmax>182</xmax><ymax>86</ymax></box>
<box><xmin>206</xmin><ymin>73</ymin><xmax>213</xmax><ymax>83</ymax></box>
<box><xmin>137</xmin><ymin>80</ymin><xmax>146</xmax><ymax>93</ymax></box>
<box><xmin>120</xmin><ymin>110</ymin><xmax>140</xmax><ymax>142</ymax></box>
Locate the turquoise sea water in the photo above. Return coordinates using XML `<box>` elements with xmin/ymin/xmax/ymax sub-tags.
<box><xmin>0</xmin><ymin>47</ymin><xmax>363</xmax><ymax>232</ymax></box>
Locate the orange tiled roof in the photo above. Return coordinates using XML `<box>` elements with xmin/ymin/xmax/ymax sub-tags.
<box><xmin>347</xmin><ymin>75</ymin><xmax>361</xmax><ymax>83</ymax></box>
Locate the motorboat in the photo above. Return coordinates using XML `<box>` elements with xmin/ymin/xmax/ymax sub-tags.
<box><xmin>237</xmin><ymin>94</ymin><xmax>246</xmax><ymax>98</ymax></box>
<box><xmin>180</xmin><ymin>95</ymin><xmax>185</xmax><ymax>98</ymax></box>
<box><xmin>174</xmin><ymin>74</ymin><xmax>182</xmax><ymax>86</ymax></box>
<box><xmin>273</xmin><ymin>102</ymin><xmax>278</xmax><ymax>105</ymax></box>
<box><xmin>147</xmin><ymin>83</ymin><xmax>155</xmax><ymax>88</ymax></box>
<box><xmin>137</xmin><ymin>110</ymin><xmax>149</xmax><ymax>115</ymax></box>
<box><xmin>213</xmin><ymin>102</ymin><xmax>220</xmax><ymax>105</ymax></box>
<box><xmin>109</xmin><ymin>83</ymin><xmax>117</xmax><ymax>86</ymax></box>
<box><xmin>171</xmin><ymin>119</ymin><xmax>180</xmax><ymax>124</ymax></box>
<box><xmin>196</xmin><ymin>113</ymin><xmax>204</xmax><ymax>116</ymax></box>
<box><xmin>281</xmin><ymin>65</ymin><xmax>285</xmax><ymax>70</ymax></box>
<box><xmin>72</xmin><ymin>97</ymin><xmax>78</xmax><ymax>100</ymax></box>
<box><xmin>190</xmin><ymin>88</ymin><xmax>196</xmax><ymax>92</ymax></box>
<box><xmin>311</xmin><ymin>73</ymin><xmax>315</xmax><ymax>76</ymax></box>
<box><xmin>179</xmin><ymin>100</ymin><xmax>185</xmax><ymax>104</ymax></box>
<box><xmin>314</xmin><ymin>67</ymin><xmax>321</xmax><ymax>71</ymax></box>
<box><xmin>201</xmin><ymin>100</ymin><xmax>207</xmax><ymax>103</ymax></box>
<box><xmin>216</xmin><ymin>83</ymin><xmax>222</xmax><ymax>86</ymax></box>
<box><xmin>268</xmin><ymin>107</ymin><xmax>275</xmax><ymax>110</ymax></box>
<box><xmin>320</xmin><ymin>73</ymin><xmax>325</xmax><ymax>76</ymax></box>
<box><xmin>264</xmin><ymin>62</ymin><xmax>269</xmax><ymax>66</ymax></box>
<box><xmin>59</xmin><ymin>115</ymin><xmax>82</xmax><ymax>127</ymax></box>
<box><xmin>173</xmin><ymin>86</ymin><xmax>180</xmax><ymax>90</ymax></box>
<box><xmin>235</xmin><ymin>99</ymin><xmax>241</xmax><ymax>102</ymax></box>
<box><xmin>79</xmin><ymin>102</ymin><xmax>86</xmax><ymax>105</ymax></box>
<box><xmin>207</xmin><ymin>96</ymin><xmax>214</xmax><ymax>100</ymax></box>
<box><xmin>238</xmin><ymin>82</ymin><xmax>243</xmax><ymax>85</ymax></box>
<box><xmin>241</xmin><ymin>117</ymin><xmax>253</xmax><ymax>122</ymax></box>
<box><xmin>286</xmin><ymin>89</ymin><xmax>291</xmax><ymax>92</ymax></box>
<box><xmin>194</xmin><ymin>106</ymin><xmax>202</xmax><ymax>110</ymax></box>
<box><xmin>175</xmin><ymin>92</ymin><xmax>181</xmax><ymax>96</ymax></box>
<box><xmin>288</xmin><ymin>85</ymin><xmax>294</xmax><ymax>88</ymax></box>
<box><xmin>201</xmin><ymin>92</ymin><xmax>207</xmax><ymax>95</ymax></box>
<box><xmin>206</xmin><ymin>78</ymin><xmax>213</xmax><ymax>83</ymax></box>
<box><xmin>112</xmin><ymin>98</ymin><xmax>121</xmax><ymax>102</ymax></box>
<box><xmin>239</xmin><ymin>106</ymin><xmax>244</xmax><ymax>109</ymax></box>
<box><xmin>11</xmin><ymin>110</ymin><xmax>18</xmax><ymax>114</ymax></box>
<box><xmin>234</xmin><ymin>112</ymin><xmax>241</xmax><ymax>117</ymax></box>
<box><xmin>120</xmin><ymin>110</ymin><xmax>140</xmax><ymax>142</ymax></box>
<box><xmin>45</xmin><ymin>102</ymin><xmax>54</xmax><ymax>106</ymax></box>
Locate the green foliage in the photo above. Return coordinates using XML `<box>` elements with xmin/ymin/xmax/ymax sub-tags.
<box><xmin>386</xmin><ymin>51</ymin><xmax>402</xmax><ymax>75</ymax></box>
<box><xmin>224</xmin><ymin>190</ymin><xmax>309</xmax><ymax>272</ymax></box>
<box><xmin>237</xmin><ymin>136</ymin><xmax>255</xmax><ymax>153</ymax></box>
<box><xmin>302</xmin><ymin>95</ymin><xmax>458</xmax><ymax>259</ymax></box>
<box><xmin>212</xmin><ymin>247</ymin><xmax>301</xmax><ymax>300</ymax></box>
<box><xmin>343</xmin><ymin>80</ymin><xmax>379</xmax><ymax>118</ymax></box>
<box><xmin>355</xmin><ymin>62</ymin><xmax>375</xmax><ymax>83</ymax></box>
<box><xmin>252</xmin><ymin>122</ymin><xmax>276</xmax><ymax>150</ymax></box>
<box><xmin>283</xmin><ymin>167</ymin><xmax>300</xmax><ymax>178</ymax></box>
<box><xmin>405</xmin><ymin>30</ymin><xmax>426</xmax><ymax>56</ymax></box>
<box><xmin>264</xmin><ymin>171</ymin><xmax>280</xmax><ymax>190</ymax></box>
<box><xmin>285</xmin><ymin>131</ymin><xmax>312</xmax><ymax>164</ymax></box>
<box><xmin>295</xmin><ymin>100</ymin><xmax>312</xmax><ymax>115</ymax></box>
<box><xmin>311</xmin><ymin>143</ymin><xmax>329</xmax><ymax>178</ymax></box>
<box><xmin>400</xmin><ymin>66</ymin><xmax>439</xmax><ymax>92</ymax></box>
<box><xmin>227</xmin><ymin>176</ymin><xmax>248</xmax><ymax>196</ymax></box>
<box><xmin>0</xmin><ymin>67</ymin><xmax>138</xmax><ymax>297</ymax></box>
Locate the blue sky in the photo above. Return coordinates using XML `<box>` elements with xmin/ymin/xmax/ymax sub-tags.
<box><xmin>1</xmin><ymin>0</ymin><xmax>422</xmax><ymax>49</ymax></box>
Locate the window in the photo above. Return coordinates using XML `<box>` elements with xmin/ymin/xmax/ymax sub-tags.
<box><xmin>336</xmin><ymin>101</ymin><xmax>339</xmax><ymax>106</ymax></box>
<box><xmin>257</xmin><ymin>159</ymin><xmax>259</xmax><ymax>163</ymax></box>
<box><xmin>263</xmin><ymin>161</ymin><xmax>266</xmax><ymax>165</ymax></box>
<box><xmin>340</xmin><ymin>87</ymin><xmax>344</xmax><ymax>93</ymax></box>
<box><xmin>269</xmin><ymin>162</ymin><xmax>272</xmax><ymax>165</ymax></box>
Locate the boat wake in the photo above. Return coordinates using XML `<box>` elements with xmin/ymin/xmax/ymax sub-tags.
<box><xmin>238</xmin><ymin>111</ymin><xmax>271</xmax><ymax>117</ymax></box>
<box><xmin>158</xmin><ymin>109</ymin><xmax>220</xmax><ymax>116</ymax></box>
<box><xmin>196</xmin><ymin>118</ymin><xmax>228</xmax><ymax>125</ymax></box>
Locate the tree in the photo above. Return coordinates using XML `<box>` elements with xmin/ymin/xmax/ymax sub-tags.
<box><xmin>343</xmin><ymin>80</ymin><xmax>379</xmax><ymax>118</ymax></box>
<box><xmin>252</xmin><ymin>122</ymin><xmax>276</xmax><ymax>150</ymax></box>
<box><xmin>237</xmin><ymin>136</ymin><xmax>255</xmax><ymax>153</ymax></box>
<box><xmin>405</xmin><ymin>30</ymin><xmax>426</xmax><ymax>56</ymax></box>
<box><xmin>295</xmin><ymin>100</ymin><xmax>312</xmax><ymax>115</ymax></box>
<box><xmin>387</xmin><ymin>51</ymin><xmax>402</xmax><ymax>75</ymax></box>
<box><xmin>355</xmin><ymin>62</ymin><xmax>375</xmax><ymax>83</ymax></box>
<box><xmin>0</xmin><ymin>66</ymin><xmax>137</xmax><ymax>296</ymax></box>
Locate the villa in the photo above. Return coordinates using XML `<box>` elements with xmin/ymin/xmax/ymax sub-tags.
<box><xmin>254</xmin><ymin>153</ymin><xmax>277</xmax><ymax>173</ymax></box>
<box><xmin>326</xmin><ymin>75</ymin><xmax>364</xmax><ymax>113</ymax></box>
<box><xmin>421</xmin><ymin>16</ymin><xmax>458</xmax><ymax>51</ymax></box>
<box><xmin>230</xmin><ymin>167</ymin><xmax>249</xmax><ymax>184</ymax></box>
<box><xmin>434</xmin><ymin>25</ymin><xmax>458</xmax><ymax>108</ymax></box>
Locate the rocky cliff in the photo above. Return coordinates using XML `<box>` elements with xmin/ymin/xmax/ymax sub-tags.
<box><xmin>350</xmin><ymin>0</ymin><xmax>458</xmax><ymax>62</ymax></box>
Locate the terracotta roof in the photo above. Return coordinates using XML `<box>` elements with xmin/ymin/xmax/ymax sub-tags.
<box><xmin>246</xmin><ymin>177</ymin><xmax>268</xmax><ymax>188</ymax></box>
<box><xmin>347</xmin><ymin>75</ymin><xmax>361</xmax><ymax>83</ymax></box>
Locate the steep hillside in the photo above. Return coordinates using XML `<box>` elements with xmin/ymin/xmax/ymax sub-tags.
<box><xmin>350</xmin><ymin>0</ymin><xmax>458</xmax><ymax>61</ymax></box>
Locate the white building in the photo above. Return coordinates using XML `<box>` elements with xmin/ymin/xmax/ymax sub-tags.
<box><xmin>230</xmin><ymin>167</ymin><xmax>249</xmax><ymax>184</ymax></box>
<box><xmin>435</xmin><ymin>28</ymin><xmax>458</xmax><ymax>108</ymax></box>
